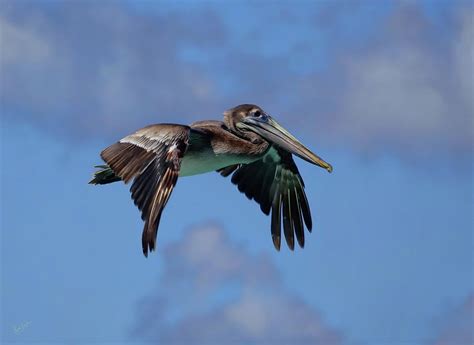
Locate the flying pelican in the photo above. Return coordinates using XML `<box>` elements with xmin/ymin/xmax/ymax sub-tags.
<box><xmin>90</xmin><ymin>104</ymin><xmax>332</xmax><ymax>256</ymax></box>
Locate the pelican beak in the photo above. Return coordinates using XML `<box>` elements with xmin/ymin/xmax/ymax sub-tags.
<box><xmin>240</xmin><ymin>116</ymin><xmax>333</xmax><ymax>173</ymax></box>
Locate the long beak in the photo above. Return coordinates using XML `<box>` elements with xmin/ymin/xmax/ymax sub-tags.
<box><xmin>240</xmin><ymin>116</ymin><xmax>333</xmax><ymax>173</ymax></box>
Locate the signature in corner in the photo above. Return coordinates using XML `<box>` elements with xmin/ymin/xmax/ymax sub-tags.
<box><xmin>13</xmin><ymin>321</ymin><xmax>31</xmax><ymax>335</ymax></box>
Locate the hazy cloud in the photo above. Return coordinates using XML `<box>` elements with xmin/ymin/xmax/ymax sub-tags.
<box><xmin>294</xmin><ymin>3</ymin><xmax>473</xmax><ymax>156</ymax></box>
<box><xmin>0</xmin><ymin>2</ymin><xmax>226</xmax><ymax>139</ymax></box>
<box><xmin>131</xmin><ymin>224</ymin><xmax>343</xmax><ymax>344</ymax></box>
<box><xmin>432</xmin><ymin>293</ymin><xmax>474</xmax><ymax>345</ymax></box>
<box><xmin>341</xmin><ymin>4</ymin><xmax>472</xmax><ymax>153</ymax></box>
<box><xmin>1</xmin><ymin>1</ymin><xmax>472</xmax><ymax>157</ymax></box>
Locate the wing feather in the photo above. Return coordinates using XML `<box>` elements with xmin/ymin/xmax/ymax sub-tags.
<box><xmin>282</xmin><ymin>185</ymin><xmax>295</xmax><ymax>250</ymax></box>
<box><xmin>258</xmin><ymin>164</ymin><xmax>276</xmax><ymax>215</ymax></box>
<box><xmin>291</xmin><ymin>185</ymin><xmax>305</xmax><ymax>248</ymax></box>
<box><xmin>271</xmin><ymin>193</ymin><xmax>282</xmax><ymax>250</ymax></box>
<box><xmin>297</xmin><ymin>177</ymin><xmax>312</xmax><ymax>231</ymax></box>
<box><xmin>101</xmin><ymin>124</ymin><xmax>189</xmax><ymax>256</ymax></box>
<box><xmin>220</xmin><ymin>147</ymin><xmax>312</xmax><ymax>250</ymax></box>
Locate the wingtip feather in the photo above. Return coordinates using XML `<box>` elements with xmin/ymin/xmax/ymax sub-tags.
<box><xmin>272</xmin><ymin>235</ymin><xmax>281</xmax><ymax>251</ymax></box>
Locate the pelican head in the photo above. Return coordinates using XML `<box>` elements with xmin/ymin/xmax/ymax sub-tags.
<box><xmin>225</xmin><ymin>104</ymin><xmax>333</xmax><ymax>173</ymax></box>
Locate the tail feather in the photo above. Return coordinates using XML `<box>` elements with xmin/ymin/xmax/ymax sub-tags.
<box><xmin>89</xmin><ymin>165</ymin><xmax>122</xmax><ymax>185</ymax></box>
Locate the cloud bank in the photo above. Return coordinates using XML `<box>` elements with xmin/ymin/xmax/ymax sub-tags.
<box><xmin>1</xmin><ymin>2</ymin><xmax>472</xmax><ymax>157</ymax></box>
<box><xmin>130</xmin><ymin>224</ymin><xmax>343</xmax><ymax>344</ymax></box>
<box><xmin>324</xmin><ymin>4</ymin><xmax>473</xmax><ymax>154</ymax></box>
<box><xmin>0</xmin><ymin>2</ymin><xmax>225</xmax><ymax>139</ymax></box>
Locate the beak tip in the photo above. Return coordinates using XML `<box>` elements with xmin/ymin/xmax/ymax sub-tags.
<box><xmin>326</xmin><ymin>165</ymin><xmax>333</xmax><ymax>173</ymax></box>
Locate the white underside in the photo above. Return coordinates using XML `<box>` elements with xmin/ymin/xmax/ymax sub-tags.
<box><xmin>179</xmin><ymin>151</ymin><xmax>257</xmax><ymax>177</ymax></box>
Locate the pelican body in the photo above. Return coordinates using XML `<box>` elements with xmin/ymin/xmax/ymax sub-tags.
<box><xmin>90</xmin><ymin>104</ymin><xmax>332</xmax><ymax>256</ymax></box>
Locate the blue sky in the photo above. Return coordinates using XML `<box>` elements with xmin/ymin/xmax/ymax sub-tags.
<box><xmin>1</xmin><ymin>1</ymin><xmax>472</xmax><ymax>344</ymax></box>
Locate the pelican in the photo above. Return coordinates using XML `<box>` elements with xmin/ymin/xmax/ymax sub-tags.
<box><xmin>90</xmin><ymin>104</ymin><xmax>332</xmax><ymax>256</ymax></box>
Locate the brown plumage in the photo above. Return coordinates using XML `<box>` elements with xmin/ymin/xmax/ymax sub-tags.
<box><xmin>101</xmin><ymin>125</ymin><xmax>189</xmax><ymax>256</ymax></box>
<box><xmin>91</xmin><ymin>104</ymin><xmax>332</xmax><ymax>256</ymax></box>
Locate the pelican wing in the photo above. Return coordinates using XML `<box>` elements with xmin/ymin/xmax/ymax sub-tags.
<box><xmin>101</xmin><ymin>124</ymin><xmax>189</xmax><ymax>256</ymax></box>
<box><xmin>219</xmin><ymin>147</ymin><xmax>312</xmax><ymax>251</ymax></box>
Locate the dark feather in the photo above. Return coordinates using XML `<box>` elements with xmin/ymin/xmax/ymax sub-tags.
<box><xmin>291</xmin><ymin>185</ymin><xmax>304</xmax><ymax>248</ymax></box>
<box><xmin>258</xmin><ymin>164</ymin><xmax>276</xmax><ymax>215</ymax></box>
<box><xmin>282</xmin><ymin>186</ymin><xmax>295</xmax><ymax>250</ymax></box>
<box><xmin>220</xmin><ymin>147</ymin><xmax>313</xmax><ymax>250</ymax></box>
<box><xmin>297</xmin><ymin>179</ymin><xmax>312</xmax><ymax>231</ymax></box>
<box><xmin>88</xmin><ymin>165</ymin><xmax>121</xmax><ymax>185</ymax></box>
<box><xmin>217</xmin><ymin>164</ymin><xmax>240</xmax><ymax>177</ymax></box>
<box><xmin>271</xmin><ymin>194</ymin><xmax>282</xmax><ymax>251</ymax></box>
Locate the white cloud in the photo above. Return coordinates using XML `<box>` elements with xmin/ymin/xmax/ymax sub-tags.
<box><xmin>286</xmin><ymin>3</ymin><xmax>473</xmax><ymax>158</ymax></box>
<box><xmin>131</xmin><ymin>224</ymin><xmax>343</xmax><ymax>344</ymax></box>
<box><xmin>308</xmin><ymin>3</ymin><xmax>466</xmax><ymax>154</ymax></box>
<box><xmin>341</xmin><ymin>50</ymin><xmax>447</xmax><ymax>142</ymax></box>
<box><xmin>332</xmin><ymin>4</ymin><xmax>473</xmax><ymax>153</ymax></box>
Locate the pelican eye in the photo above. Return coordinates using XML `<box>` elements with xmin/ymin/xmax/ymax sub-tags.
<box><xmin>252</xmin><ymin>110</ymin><xmax>263</xmax><ymax>118</ymax></box>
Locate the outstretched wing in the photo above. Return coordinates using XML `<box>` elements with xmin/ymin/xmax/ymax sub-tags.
<box><xmin>101</xmin><ymin>124</ymin><xmax>189</xmax><ymax>256</ymax></box>
<box><xmin>219</xmin><ymin>147</ymin><xmax>312</xmax><ymax>251</ymax></box>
